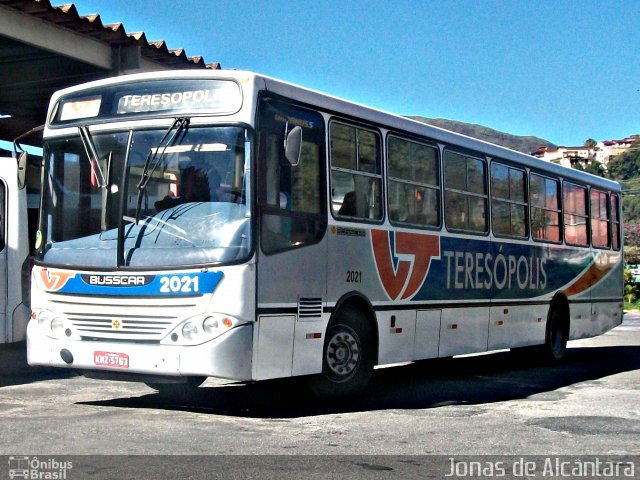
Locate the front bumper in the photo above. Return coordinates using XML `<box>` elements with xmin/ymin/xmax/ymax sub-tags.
<box><xmin>27</xmin><ymin>321</ymin><xmax>253</xmax><ymax>381</ymax></box>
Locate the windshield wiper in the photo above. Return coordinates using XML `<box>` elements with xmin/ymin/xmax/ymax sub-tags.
<box><xmin>134</xmin><ymin>117</ymin><xmax>190</xmax><ymax>223</ymax></box>
<box><xmin>79</xmin><ymin>125</ymin><xmax>107</xmax><ymax>187</ymax></box>
<box><xmin>79</xmin><ymin>125</ymin><xmax>111</xmax><ymax>230</ymax></box>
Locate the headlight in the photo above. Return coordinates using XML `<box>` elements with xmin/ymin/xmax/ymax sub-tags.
<box><xmin>182</xmin><ymin>322</ymin><xmax>199</xmax><ymax>341</ymax></box>
<box><xmin>37</xmin><ymin>310</ymin><xmax>53</xmax><ymax>328</ymax></box>
<box><xmin>34</xmin><ymin>309</ymin><xmax>78</xmax><ymax>339</ymax></box>
<box><xmin>51</xmin><ymin>317</ymin><xmax>64</xmax><ymax>335</ymax></box>
<box><xmin>162</xmin><ymin>314</ymin><xmax>240</xmax><ymax>345</ymax></box>
<box><xmin>202</xmin><ymin>316</ymin><xmax>219</xmax><ymax>334</ymax></box>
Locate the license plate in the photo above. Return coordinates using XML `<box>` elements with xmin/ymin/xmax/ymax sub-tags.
<box><xmin>94</xmin><ymin>351</ymin><xmax>129</xmax><ymax>369</ymax></box>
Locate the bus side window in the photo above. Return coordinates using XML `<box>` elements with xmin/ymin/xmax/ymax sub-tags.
<box><xmin>611</xmin><ymin>193</ymin><xmax>621</xmax><ymax>250</ymax></box>
<box><xmin>491</xmin><ymin>162</ymin><xmax>527</xmax><ymax>238</ymax></box>
<box><xmin>444</xmin><ymin>150</ymin><xmax>487</xmax><ymax>233</ymax></box>
<box><xmin>530</xmin><ymin>173</ymin><xmax>561</xmax><ymax>243</ymax></box>
<box><xmin>590</xmin><ymin>189</ymin><xmax>610</xmax><ymax>249</ymax></box>
<box><xmin>387</xmin><ymin>135</ymin><xmax>440</xmax><ymax>228</ymax></box>
<box><xmin>563</xmin><ymin>182</ymin><xmax>588</xmax><ymax>246</ymax></box>
<box><xmin>330</xmin><ymin>122</ymin><xmax>382</xmax><ymax>221</ymax></box>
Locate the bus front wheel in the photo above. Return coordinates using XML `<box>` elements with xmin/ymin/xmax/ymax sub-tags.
<box><xmin>309</xmin><ymin>305</ymin><xmax>375</xmax><ymax>398</ymax></box>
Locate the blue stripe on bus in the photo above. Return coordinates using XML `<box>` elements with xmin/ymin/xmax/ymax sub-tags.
<box><xmin>53</xmin><ymin>271</ymin><xmax>224</xmax><ymax>297</ymax></box>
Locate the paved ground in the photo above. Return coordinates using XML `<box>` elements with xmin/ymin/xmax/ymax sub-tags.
<box><xmin>1</xmin><ymin>314</ymin><xmax>639</xmax><ymax>478</ymax></box>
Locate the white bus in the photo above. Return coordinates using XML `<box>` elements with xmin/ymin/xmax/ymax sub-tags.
<box><xmin>27</xmin><ymin>71</ymin><xmax>623</xmax><ymax>397</ymax></box>
<box><xmin>0</xmin><ymin>153</ymin><xmax>35</xmax><ymax>345</ymax></box>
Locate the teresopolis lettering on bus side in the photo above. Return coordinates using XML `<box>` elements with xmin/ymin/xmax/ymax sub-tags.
<box><xmin>443</xmin><ymin>250</ymin><xmax>547</xmax><ymax>291</ymax></box>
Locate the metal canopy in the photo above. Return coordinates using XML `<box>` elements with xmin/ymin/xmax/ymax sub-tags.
<box><xmin>0</xmin><ymin>0</ymin><xmax>219</xmax><ymax>147</ymax></box>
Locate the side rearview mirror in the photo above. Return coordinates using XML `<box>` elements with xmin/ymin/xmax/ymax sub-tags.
<box><xmin>284</xmin><ymin>126</ymin><xmax>302</xmax><ymax>166</ymax></box>
<box><xmin>17</xmin><ymin>151</ymin><xmax>27</xmax><ymax>190</ymax></box>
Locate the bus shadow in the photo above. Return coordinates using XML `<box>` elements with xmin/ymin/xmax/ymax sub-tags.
<box><xmin>0</xmin><ymin>342</ymin><xmax>78</xmax><ymax>387</ymax></box>
<box><xmin>78</xmin><ymin>344</ymin><xmax>640</xmax><ymax>418</ymax></box>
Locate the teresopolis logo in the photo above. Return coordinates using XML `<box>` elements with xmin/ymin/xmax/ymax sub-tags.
<box><xmin>39</xmin><ymin>268</ymin><xmax>75</xmax><ymax>291</ymax></box>
<box><xmin>371</xmin><ymin>229</ymin><xmax>440</xmax><ymax>300</ymax></box>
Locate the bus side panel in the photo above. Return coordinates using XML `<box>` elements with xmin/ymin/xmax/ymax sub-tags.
<box><xmin>568</xmin><ymin>250</ymin><xmax>623</xmax><ymax>340</ymax></box>
<box><xmin>414</xmin><ymin>309</ymin><xmax>441</xmax><ymax>360</ymax></box>
<box><xmin>568</xmin><ymin>301</ymin><xmax>594</xmax><ymax>340</ymax></box>
<box><xmin>591</xmin><ymin>252</ymin><xmax>624</xmax><ymax>335</ymax></box>
<box><xmin>292</xmin><ymin>315</ymin><xmax>328</xmax><ymax>376</ymax></box>
<box><xmin>488</xmin><ymin>304</ymin><xmax>547</xmax><ymax>350</ymax></box>
<box><xmin>591</xmin><ymin>302</ymin><xmax>623</xmax><ymax>336</ymax></box>
<box><xmin>438</xmin><ymin>307</ymin><xmax>489</xmax><ymax>357</ymax></box>
<box><xmin>255</xmin><ymin>314</ymin><xmax>295</xmax><ymax>380</ymax></box>
<box><xmin>376</xmin><ymin>310</ymin><xmax>417</xmax><ymax>365</ymax></box>
<box><xmin>326</xmin><ymin>226</ymin><xmax>388</xmax><ymax>306</ymax></box>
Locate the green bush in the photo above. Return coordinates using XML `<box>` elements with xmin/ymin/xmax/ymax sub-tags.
<box><xmin>624</xmin><ymin>266</ymin><xmax>640</xmax><ymax>309</ymax></box>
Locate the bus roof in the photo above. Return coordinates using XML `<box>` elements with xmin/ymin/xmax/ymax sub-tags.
<box><xmin>47</xmin><ymin>69</ymin><xmax>620</xmax><ymax>192</ymax></box>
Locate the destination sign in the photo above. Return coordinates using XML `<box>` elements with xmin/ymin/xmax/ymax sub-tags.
<box><xmin>115</xmin><ymin>82</ymin><xmax>240</xmax><ymax>114</ymax></box>
<box><xmin>51</xmin><ymin>79</ymin><xmax>242</xmax><ymax>125</ymax></box>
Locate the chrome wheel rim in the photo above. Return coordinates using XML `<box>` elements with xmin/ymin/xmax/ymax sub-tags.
<box><xmin>325</xmin><ymin>325</ymin><xmax>361</xmax><ymax>381</ymax></box>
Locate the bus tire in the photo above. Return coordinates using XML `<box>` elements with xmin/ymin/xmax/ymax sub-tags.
<box><xmin>542</xmin><ymin>306</ymin><xmax>569</xmax><ymax>362</ymax></box>
<box><xmin>309</xmin><ymin>305</ymin><xmax>374</xmax><ymax>398</ymax></box>
<box><xmin>145</xmin><ymin>376</ymin><xmax>206</xmax><ymax>399</ymax></box>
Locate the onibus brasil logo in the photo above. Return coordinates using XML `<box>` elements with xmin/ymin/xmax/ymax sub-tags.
<box><xmin>8</xmin><ymin>456</ymin><xmax>73</xmax><ymax>479</ymax></box>
<box><xmin>371</xmin><ymin>229</ymin><xmax>440</xmax><ymax>300</ymax></box>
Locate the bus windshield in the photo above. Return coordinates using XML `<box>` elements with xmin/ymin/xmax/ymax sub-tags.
<box><xmin>38</xmin><ymin>125</ymin><xmax>252</xmax><ymax>268</ymax></box>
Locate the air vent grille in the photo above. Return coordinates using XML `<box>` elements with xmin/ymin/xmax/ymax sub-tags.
<box><xmin>298</xmin><ymin>297</ymin><xmax>323</xmax><ymax>319</ymax></box>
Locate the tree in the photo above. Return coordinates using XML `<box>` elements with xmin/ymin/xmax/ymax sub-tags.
<box><xmin>607</xmin><ymin>138</ymin><xmax>640</xmax><ymax>180</ymax></box>
<box><xmin>608</xmin><ymin>138</ymin><xmax>640</xmax><ymax>224</ymax></box>
<box><xmin>585</xmin><ymin>160</ymin><xmax>606</xmax><ymax>177</ymax></box>
<box><xmin>574</xmin><ymin>159</ymin><xmax>606</xmax><ymax>177</ymax></box>
<box><xmin>625</xmin><ymin>222</ymin><xmax>640</xmax><ymax>247</ymax></box>
<box><xmin>584</xmin><ymin>138</ymin><xmax>597</xmax><ymax>150</ymax></box>
<box><xmin>624</xmin><ymin>266</ymin><xmax>638</xmax><ymax>303</ymax></box>
<box><xmin>625</xmin><ymin>246</ymin><xmax>640</xmax><ymax>264</ymax></box>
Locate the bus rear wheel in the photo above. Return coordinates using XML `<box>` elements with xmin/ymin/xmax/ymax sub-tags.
<box><xmin>542</xmin><ymin>307</ymin><xmax>568</xmax><ymax>362</ymax></box>
<box><xmin>309</xmin><ymin>305</ymin><xmax>374</xmax><ymax>398</ymax></box>
<box><xmin>145</xmin><ymin>376</ymin><xmax>206</xmax><ymax>399</ymax></box>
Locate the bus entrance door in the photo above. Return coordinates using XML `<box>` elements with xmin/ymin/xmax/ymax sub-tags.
<box><xmin>0</xmin><ymin>176</ymin><xmax>6</xmax><ymax>342</ymax></box>
<box><xmin>0</xmin><ymin>157</ymin><xmax>30</xmax><ymax>344</ymax></box>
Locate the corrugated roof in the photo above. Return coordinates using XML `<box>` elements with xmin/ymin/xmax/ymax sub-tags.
<box><xmin>0</xmin><ymin>0</ymin><xmax>221</xmax><ymax>143</ymax></box>
<box><xmin>0</xmin><ymin>0</ymin><xmax>220</xmax><ymax>69</ymax></box>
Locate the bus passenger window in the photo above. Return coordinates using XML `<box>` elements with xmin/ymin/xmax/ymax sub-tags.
<box><xmin>590</xmin><ymin>189</ymin><xmax>610</xmax><ymax>249</ymax></box>
<box><xmin>611</xmin><ymin>193</ymin><xmax>621</xmax><ymax>250</ymax></box>
<box><xmin>388</xmin><ymin>136</ymin><xmax>440</xmax><ymax>227</ymax></box>
<box><xmin>563</xmin><ymin>182</ymin><xmax>588</xmax><ymax>246</ymax></box>
<box><xmin>330</xmin><ymin>122</ymin><xmax>382</xmax><ymax>221</ymax></box>
<box><xmin>530</xmin><ymin>173</ymin><xmax>561</xmax><ymax>243</ymax></box>
<box><xmin>444</xmin><ymin>151</ymin><xmax>487</xmax><ymax>233</ymax></box>
<box><xmin>491</xmin><ymin>163</ymin><xmax>527</xmax><ymax>238</ymax></box>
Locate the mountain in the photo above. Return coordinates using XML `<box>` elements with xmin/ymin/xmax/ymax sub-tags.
<box><xmin>407</xmin><ymin>116</ymin><xmax>556</xmax><ymax>155</ymax></box>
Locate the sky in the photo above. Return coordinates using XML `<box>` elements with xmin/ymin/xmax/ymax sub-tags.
<box><xmin>69</xmin><ymin>0</ymin><xmax>639</xmax><ymax>147</ymax></box>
